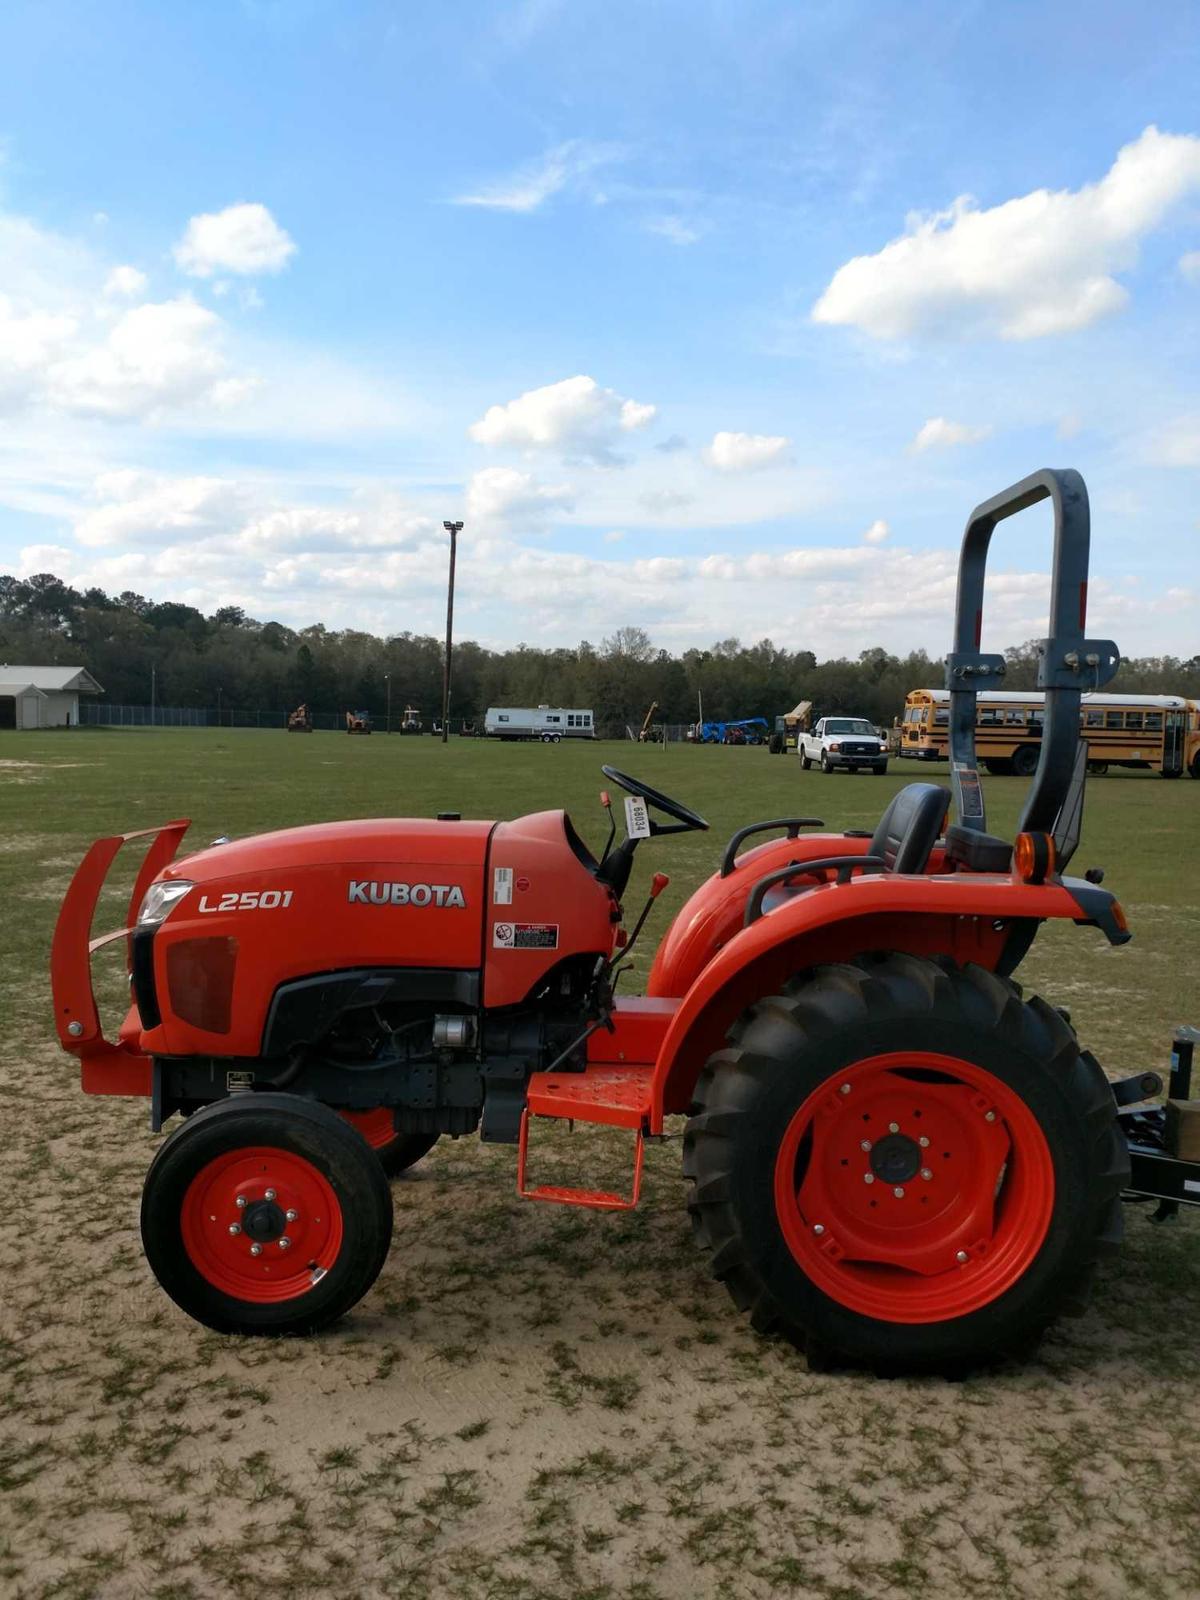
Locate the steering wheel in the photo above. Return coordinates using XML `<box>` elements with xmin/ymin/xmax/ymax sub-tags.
<box><xmin>601</xmin><ymin>765</ymin><xmax>709</xmax><ymax>835</ymax></box>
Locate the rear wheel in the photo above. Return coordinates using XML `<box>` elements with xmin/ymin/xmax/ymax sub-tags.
<box><xmin>1087</xmin><ymin>761</ymin><xmax>1109</xmax><ymax>776</ymax></box>
<box><xmin>683</xmin><ymin>956</ymin><xmax>1126</xmax><ymax>1372</ymax></box>
<box><xmin>340</xmin><ymin>1108</ymin><xmax>439</xmax><ymax>1177</ymax></box>
<box><xmin>1011</xmin><ymin>745</ymin><xmax>1040</xmax><ymax>778</ymax></box>
<box><xmin>800</xmin><ymin>750</ymin><xmax>811</xmax><ymax>770</ymax></box>
<box><xmin>142</xmin><ymin>1093</ymin><xmax>393</xmax><ymax>1335</ymax></box>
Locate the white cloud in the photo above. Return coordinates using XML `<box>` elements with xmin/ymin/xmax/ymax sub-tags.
<box><xmin>910</xmin><ymin>417</ymin><xmax>993</xmax><ymax>452</ymax></box>
<box><xmin>1181</xmin><ymin>251</ymin><xmax>1200</xmax><ymax>284</ymax></box>
<box><xmin>174</xmin><ymin>203</ymin><xmax>296</xmax><ymax>278</ymax></box>
<box><xmin>645</xmin><ymin>215</ymin><xmax>705</xmax><ymax>246</ymax></box>
<box><xmin>1057</xmin><ymin>413</ymin><xmax>1083</xmax><ymax>440</ymax></box>
<box><xmin>603</xmin><ymin>529</ymin><xmax>625</xmax><ymax>543</ymax></box>
<box><xmin>813</xmin><ymin>126</ymin><xmax>1200</xmax><ymax>340</ymax></box>
<box><xmin>707</xmin><ymin>430</ymin><xmax>790</xmax><ymax>472</ymax></box>
<box><xmin>453</xmin><ymin>140</ymin><xmax>622</xmax><ymax>213</ymax></box>
<box><xmin>0</xmin><ymin>295</ymin><xmax>76</xmax><ymax>409</ymax></box>
<box><xmin>75</xmin><ymin>470</ymin><xmax>245</xmax><ymax>547</ymax></box>
<box><xmin>862</xmin><ymin>518</ymin><xmax>890</xmax><ymax>544</ymax></box>
<box><xmin>103</xmin><ymin>265</ymin><xmax>148</xmax><ymax>299</ymax></box>
<box><xmin>465</xmin><ymin>465</ymin><xmax>573</xmax><ymax>526</ymax></box>
<box><xmin>47</xmin><ymin>298</ymin><xmax>247</xmax><ymax>419</ymax></box>
<box><xmin>468</xmin><ymin>374</ymin><xmax>656</xmax><ymax>461</ymax></box>
<box><xmin>1147</xmin><ymin>416</ymin><xmax>1200</xmax><ymax>467</ymax></box>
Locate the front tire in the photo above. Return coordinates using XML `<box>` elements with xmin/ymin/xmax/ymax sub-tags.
<box><xmin>142</xmin><ymin>1094</ymin><xmax>393</xmax><ymax>1336</ymax></box>
<box><xmin>821</xmin><ymin>753</ymin><xmax>833</xmax><ymax>774</ymax></box>
<box><xmin>683</xmin><ymin>956</ymin><xmax>1126</xmax><ymax>1372</ymax></box>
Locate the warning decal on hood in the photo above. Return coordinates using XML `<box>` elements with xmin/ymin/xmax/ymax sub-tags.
<box><xmin>493</xmin><ymin>921</ymin><xmax>559</xmax><ymax>950</ymax></box>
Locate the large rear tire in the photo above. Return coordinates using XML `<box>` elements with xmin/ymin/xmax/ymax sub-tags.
<box><xmin>683</xmin><ymin>955</ymin><xmax>1126</xmax><ymax>1372</ymax></box>
<box><xmin>142</xmin><ymin>1094</ymin><xmax>393</xmax><ymax>1336</ymax></box>
<box><xmin>1011</xmin><ymin>744</ymin><xmax>1040</xmax><ymax>778</ymax></box>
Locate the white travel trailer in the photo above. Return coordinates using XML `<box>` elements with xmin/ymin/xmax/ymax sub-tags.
<box><xmin>484</xmin><ymin>706</ymin><xmax>596</xmax><ymax>742</ymax></box>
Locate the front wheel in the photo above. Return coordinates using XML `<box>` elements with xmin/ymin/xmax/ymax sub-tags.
<box><xmin>873</xmin><ymin>762</ymin><xmax>888</xmax><ymax>775</ymax></box>
<box><xmin>821</xmin><ymin>754</ymin><xmax>834</xmax><ymax>774</ymax></box>
<box><xmin>683</xmin><ymin>956</ymin><xmax>1126</xmax><ymax>1372</ymax></box>
<box><xmin>142</xmin><ymin>1093</ymin><xmax>393</xmax><ymax>1336</ymax></box>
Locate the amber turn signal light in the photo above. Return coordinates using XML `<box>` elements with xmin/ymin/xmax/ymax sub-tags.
<box><xmin>1013</xmin><ymin>832</ymin><xmax>1055</xmax><ymax>884</ymax></box>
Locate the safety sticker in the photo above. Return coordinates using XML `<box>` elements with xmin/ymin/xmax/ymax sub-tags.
<box><xmin>493</xmin><ymin>921</ymin><xmax>559</xmax><ymax>950</ymax></box>
<box><xmin>952</xmin><ymin>762</ymin><xmax>985</xmax><ymax>820</ymax></box>
<box><xmin>493</xmin><ymin>866</ymin><xmax>513</xmax><ymax>905</ymax></box>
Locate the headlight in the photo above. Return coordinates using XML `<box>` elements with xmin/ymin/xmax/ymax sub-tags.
<box><xmin>137</xmin><ymin>879</ymin><xmax>194</xmax><ymax>927</ymax></box>
<box><xmin>829</xmin><ymin>742</ymin><xmax>841</xmax><ymax>752</ymax></box>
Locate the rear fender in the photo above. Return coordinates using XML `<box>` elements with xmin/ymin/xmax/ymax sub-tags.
<box><xmin>647</xmin><ymin>832</ymin><xmax>877</xmax><ymax>999</ymax></box>
<box><xmin>647</xmin><ymin>873</ymin><xmax>1119</xmax><ymax>1129</ymax></box>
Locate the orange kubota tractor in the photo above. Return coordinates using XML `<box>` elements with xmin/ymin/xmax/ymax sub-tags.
<box><xmin>51</xmin><ymin>471</ymin><xmax>1196</xmax><ymax>1369</ymax></box>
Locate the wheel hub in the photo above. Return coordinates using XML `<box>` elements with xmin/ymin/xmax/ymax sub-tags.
<box><xmin>868</xmin><ymin>1133</ymin><xmax>922</xmax><ymax>1185</ymax></box>
<box><xmin>241</xmin><ymin>1198</ymin><xmax>287</xmax><ymax>1243</ymax></box>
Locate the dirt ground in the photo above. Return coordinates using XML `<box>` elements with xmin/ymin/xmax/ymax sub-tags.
<box><xmin>2</xmin><ymin>740</ymin><xmax>1200</xmax><ymax>1598</ymax></box>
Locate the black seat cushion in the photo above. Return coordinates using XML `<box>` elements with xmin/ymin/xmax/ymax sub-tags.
<box><xmin>869</xmin><ymin>782</ymin><xmax>950</xmax><ymax>874</ymax></box>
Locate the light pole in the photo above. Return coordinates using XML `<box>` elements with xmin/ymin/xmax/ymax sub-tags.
<box><xmin>150</xmin><ymin>662</ymin><xmax>156</xmax><ymax>726</ymax></box>
<box><xmin>385</xmin><ymin>673</ymin><xmax>391</xmax><ymax>734</ymax></box>
<box><xmin>217</xmin><ymin>685</ymin><xmax>223</xmax><ymax>728</ymax></box>
<box><xmin>441</xmin><ymin>521</ymin><xmax>462</xmax><ymax>745</ymax></box>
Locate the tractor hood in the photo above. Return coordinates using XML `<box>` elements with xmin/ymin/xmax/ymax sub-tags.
<box><xmin>166</xmin><ymin>817</ymin><xmax>495</xmax><ymax>883</ymax></box>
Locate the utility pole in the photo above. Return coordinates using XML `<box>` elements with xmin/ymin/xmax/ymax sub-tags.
<box><xmin>385</xmin><ymin>673</ymin><xmax>391</xmax><ymax>734</ymax></box>
<box><xmin>441</xmin><ymin>521</ymin><xmax>462</xmax><ymax>745</ymax></box>
<box><xmin>151</xmin><ymin>663</ymin><xmax>156</xmax><ymax>725</ymax></box>
<box><xmin>217</xmin><ymin>685</ymin><xmax>223</xmax><ymax>728</ymax></box>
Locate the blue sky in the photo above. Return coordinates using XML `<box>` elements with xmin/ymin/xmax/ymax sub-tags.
<box><xmin>0</xmin><ymin>0</ymin><xmax>1197</xmax><ymax>658</ymax></box>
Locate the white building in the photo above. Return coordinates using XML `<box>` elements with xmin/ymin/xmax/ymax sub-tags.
<box><xmin>0</xmin><ymin>665</ymin><xmax>104</xmax><ymax>730</ymax></box>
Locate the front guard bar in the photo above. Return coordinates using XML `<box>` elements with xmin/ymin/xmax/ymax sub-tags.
<box><xmin>50</xmin><ymin>820</ymin><xmax>190</xmax><ymax>1089</ymax></box>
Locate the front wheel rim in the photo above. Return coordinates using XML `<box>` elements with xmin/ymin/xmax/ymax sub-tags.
<box><xmin>773</xmin><ymin>1052</ymin><xmax>1055</xmax><ymax>1324</ymax></box>
<box><xmin>340</xmin><ymin>1108</ymin><xmax>396</xmax><ymax>1152</ymax></box>
<box><xmin>180</xmin><ymin>1146</ymin><xmax>344</xmax><ymax>1303</ymax></box>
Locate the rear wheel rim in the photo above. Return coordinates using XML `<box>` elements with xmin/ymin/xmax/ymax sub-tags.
<box><xmin>180</xmin><ymin>1146</ymin><xmax>343</xmax><ymax>1303</ymax></box>
<box><xmin>773</xmin><ymin>1051</ymin><xmax>1054</xmax><ymax>1324</ymax></box>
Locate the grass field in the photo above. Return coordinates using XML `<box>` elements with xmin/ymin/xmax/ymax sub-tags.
<box><xmin>1</xmin><ymin>727</ymin><xmax>1198</xmax><ymax>1600</ymax></box>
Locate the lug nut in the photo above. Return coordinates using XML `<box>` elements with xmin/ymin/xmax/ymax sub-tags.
<box><xmin>921</xmin><ymin>1169</ymin><xmax>932</xmax><ymax>1181</ymax></box>
<box><xmin>236</xmin><ymin>1196</ymin><xmax>247</xmax><ymax>1209</ymax></box>
<box><xmin>250</xmin><ymin>1244</ymin><xmax>263</xmax><ymax>1257</ymax></box>
<box><xmin>888</xmin><ymin>1122</ymin><xmax>900</xmax><ymax>1134</ymax></box>
<box><xmin>918</xmin><ymin>1136</ymin><xmax>930</xmax><ymax>1148</ymax></box>
<box><xmin>812</xmin><ymin>1224</ymin><xmax>825</xmax><ymax>1236</ymax></box>
<box><xmin>863</xmin><ymin>1173</ymin><xmax>875</xmax><ymax>1185</ymax></box>
<box><xmin>839</xmin><ymin>1083</ymin><xmax>851</xmax><ymax>1095</ymax></box>
<box><xmin>984</xmin><ymin>1111</ymin><xmax>996</xmax><ymax>1123</ymax></box>
<box><xmin>228</xmin><ymin>1223</ymin><xmax>241</xmax><ymax>1235</ymax></box>
<box><xmin>860</xmin><ymin>1139</ymin><xmax>872</xmax><ymax>1152</ymax></box>
<box><xmin>893</xmin><ymin>1187</ymin><xmax>905</xmax><ymax>1199</ymax></box>
<box><xmin>285</xmin><ymin>1209</ymin><xmax>298</xmax><ymax>1222</ymax></box>
<box><xmin>67</xmin><ymin>1021</ymin><xmax>84</xmax><ymax>1037</ymax></box>
<box><xmin>279</xmin><ymin>1236</ymin><xmax>291</xmax><ymax>1250</ymax></box>
<box><xmin>956</xmin><ymin>1250</ymin><xmax>968</xmax><ymax>1264</ymax></box>
<box><xmin>265</xmin><ymin>1188</ymin><xmax>277</xmax><ymax>1200</ymax></box>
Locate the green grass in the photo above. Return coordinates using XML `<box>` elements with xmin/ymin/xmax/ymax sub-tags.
<box><xmin>1</xmin><ymin>726</ymin><xmax>1199</xmax><ymax>1600</ymax></box>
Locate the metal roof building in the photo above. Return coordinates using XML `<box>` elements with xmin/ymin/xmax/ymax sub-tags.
<box><xmin>0</xmin><ymin>665</ymin><xmax>104</xmax><ymax>730</ymax></box>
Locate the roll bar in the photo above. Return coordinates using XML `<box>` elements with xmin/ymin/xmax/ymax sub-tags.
<box><xmin>946</xmin><ymin>468</ymin><xmax>1119</xmax><ymax>837</ymax></box>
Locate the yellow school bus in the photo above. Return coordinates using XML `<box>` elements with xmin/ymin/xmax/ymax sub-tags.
<box><xmin>899</xmin><ymin>689</ymin><xmax>1191</xmax><ymax>778</ymax></box>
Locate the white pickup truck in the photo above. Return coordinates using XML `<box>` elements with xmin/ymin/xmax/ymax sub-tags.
<box><xmin>798</xmin><ymin>716</ymin><xmax>889</xmax><ymax>774</ymax></box>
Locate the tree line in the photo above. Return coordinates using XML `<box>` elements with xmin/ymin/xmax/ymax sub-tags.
<box><xmin>3</xmin><ymin>571</ymin><xmax>1197</xmax><ymax>735</ymax></box>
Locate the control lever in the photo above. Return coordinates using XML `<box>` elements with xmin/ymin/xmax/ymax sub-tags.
<box><xmin>598</xmin><ymin>789</ymin><xmax>616</xmax><ymax>866</ymax></box>
<box><xmin>611</xmin><ymin>872</ymin><xmax>670</xmax><ymax>976</ymax></box>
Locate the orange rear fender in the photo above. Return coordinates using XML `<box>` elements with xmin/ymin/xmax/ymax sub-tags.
<box><xmin>647</xmin><ymin>873</ymin><xmax>1098</xmax><ymax>1130</ymax></box>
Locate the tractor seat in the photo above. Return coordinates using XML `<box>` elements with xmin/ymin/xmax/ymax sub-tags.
<box><xmin>869</xmin><ymin>781</ymin><xmax>951</xmax><ymax>873</ymax></box>
<box><xmin>751</xmin><ymin>782</ymin><xmax>950</xmax><ymax>923</ymax></box>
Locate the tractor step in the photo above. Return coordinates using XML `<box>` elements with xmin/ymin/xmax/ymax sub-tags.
<box><xmin>525</xmin><ymin>1063</ymin><xmax>653</xmax><ymax>1128</ymax></box>
<box><xmin>517</xmin><ymin>1064</ymin><xmax>653</xmax><ymax>1210</ymax></box>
